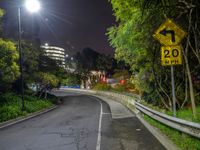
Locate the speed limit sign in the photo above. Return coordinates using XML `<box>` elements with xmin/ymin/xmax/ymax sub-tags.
<box><xmin>154</xmin><ymin>19</ymin><xmax>186</xmax><ymax>117</ymax></box>
<box><xmin>161</xmin><ymin>45</ymin><xmax>182</xmax><ymax>66</ymax></box>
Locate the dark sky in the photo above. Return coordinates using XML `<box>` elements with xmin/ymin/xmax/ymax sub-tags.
<box><xmin>40</xmin><ymin>0</ymin><xmax>116</xmax><ymax>55</ymax></box>
<box><xmin>1</xmin><ymin>0</ymin><xmax>116</xmax><ymax>55</ymax></box>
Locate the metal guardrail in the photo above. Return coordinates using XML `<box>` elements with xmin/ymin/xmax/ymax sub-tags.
<box><xmin>135</xmin><ymin>102</ymin><xmax>200</xmax><ymax>139</ymax></box>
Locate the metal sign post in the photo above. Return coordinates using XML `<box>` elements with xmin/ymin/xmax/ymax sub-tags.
<box><xmin>171</xmin><ymin>66</ymin><xmax>176</xmax><ymax>117</ymax></box>
<box><xmin>153</xmin><ymin>19</ymin><xmax>186</xmax><ymax>117</ymax></box>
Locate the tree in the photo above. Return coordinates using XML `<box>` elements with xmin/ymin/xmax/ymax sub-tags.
<box><xmin>0</xmin><ymin>39</ymin><xmax>20</xmax><ymax>91</ymax></box>
<box><xmin>61</xmin><ymin>73</ymin><xmax>81</xmax><ymax>86</ymax></box>
<box><xmin>96</xmin><ymin>54</ymin><xmax>113</xmax><ymax>72</ymax></box>
<box><xmin>74</xmin><ymin>48</ymin><xmax>101</xmax><ymax>88</ymax></box>
<box><xmin>34</xmin><ymin>72</ymin><xmax>59</xmax><ymax>98</ymax></box>
<box><xmin>107</xmin><ymin>0</ymin><xmax>200</xmax><ymax>117</ymax></box>
<box><xmin>22</xmin><ymin>41</ymin><xmax>41</xmax><ymax>83</ymax></box>
<box><xmin>0</xmin><ymin>8</ymin><xmax>5</xmax><ymax>37</ymax></box>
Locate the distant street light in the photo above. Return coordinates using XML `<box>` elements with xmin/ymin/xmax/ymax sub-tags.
<box><xmin>18</xmin><ymin>0</ymin><xmax>41</xmax><ymax>111</ymax></box>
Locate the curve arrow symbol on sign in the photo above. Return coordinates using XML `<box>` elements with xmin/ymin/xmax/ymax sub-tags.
<box><xmin>159</xmin><ymin>28</ymin><xmax>175</xmax><ymax>43</ymax></box>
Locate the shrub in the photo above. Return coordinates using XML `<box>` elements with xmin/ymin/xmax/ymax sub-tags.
<box><xmin>25</xmin><ymin>100</ymin><xmax>52</xmax><ymax>113</ymax></box>
<box><xmin>0</xmin><ymin>105</ymin><xmax>25</xmax><ymax>122</ymax></box>
<box><xmin>113</xmin><ymin>84</ymin><xmax>126</xmax><ymax>92</ymax></box>
<box><xmin>93</xmin><ymin>83</ymin><xmax>111</xmax><ymax>91</ymax></box>
<box><xmin>0</xmin><ymin>93</ymin><xmax>53</xmax><ymax>122</ymax></box>
<box><xmin>0</xmin><ymin>93</ymin><xmax>20</xmax><ymax>106</ymax></box>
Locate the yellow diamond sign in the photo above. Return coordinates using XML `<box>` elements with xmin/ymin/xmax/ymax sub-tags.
<box><xmin>161</xmin><ymin>45</ymin><xmax>182</xmax><ymax>66</ymax></box>
<box><xmin>154</xmin><ymin>19</ymin><xmax>186</xmax><ymax>46</ymax></box>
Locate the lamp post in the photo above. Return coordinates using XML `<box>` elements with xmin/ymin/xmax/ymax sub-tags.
<box><xmin>18</xmin><ymin>0</ymin><xmax>41</xmax><ymax>111</ymax></box>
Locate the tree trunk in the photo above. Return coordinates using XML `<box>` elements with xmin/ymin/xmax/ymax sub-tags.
<box><xmin>181</xmin><ymin>69</ymin><xmax>188</xmax><ymax>108</ymax></box>
<box><xmin>184</xmin><ymin>54</ymin><xmax>197</xmax><ymax>118</ymax></box>
<box><xmin>182</xmin><ymin>8</ymin><xmax>197</xmax><ymax>118</ymax></box>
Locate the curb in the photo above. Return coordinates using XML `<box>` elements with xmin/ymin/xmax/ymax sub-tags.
<box><xmin>0</xmin><ymin>105</ymin><xmax>58</xmax><ymax>129</ymax></box>
<box><xmin>136</xmin><ymin>113</ymin><xmax>180</xmax><ymax>150</ymax></box>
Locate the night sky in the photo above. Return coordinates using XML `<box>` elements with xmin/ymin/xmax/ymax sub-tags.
<box><xmin>1</xmin><ymin>0</ymin><xmax>116</xmax><ymax>55</ymax></box>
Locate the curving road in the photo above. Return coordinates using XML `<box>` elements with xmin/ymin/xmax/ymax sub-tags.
<box><xmin>0</xmin><ymin>94</ymin><xmax>165</xmax><ymax>150</ymax></box>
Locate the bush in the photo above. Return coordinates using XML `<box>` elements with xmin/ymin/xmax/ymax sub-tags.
<box><xmin>24</xmin><ymin>100</ymin><xmax>52</xmax><ymax>113</ymax></box>
<box><xmin>113</xmin><ymin>84</ymin><xmax>126</xmax><ymax>92</ymax></box>
<box><xmin>0</xmin><ymin>106</ymin><xmax>22</xmax><ymax>122</ymax></box>
<box><xmin>111</xmin><ymin>82</ymin><xmax>139</xmax><ymax>94</ymax></box>
<box><xmin>93</xmin><ymin>83</ymin><xmax>111</xmax><ymax>91</ymax></box>
<box><xmin>0</xmin><ymin>93</ymin><xmax>53</xmax><ymax>123</ymax></box>
<box><xmin>61</xmin><ymin>73</ymin><xmax>81</xmax><ymax>86</ymax></box>
<box><xmin>0</xmin><ymin>93</ymin><xmax>20</xmax><ymax>106</ymax></box>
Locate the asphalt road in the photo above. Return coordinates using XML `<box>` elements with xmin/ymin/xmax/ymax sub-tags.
<box><xmin>0</xmin><ymin>95</ymin><xmax>166</xmax><ymax>150</ymax></box>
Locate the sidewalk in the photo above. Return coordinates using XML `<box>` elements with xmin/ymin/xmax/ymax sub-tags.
<box><xmin>94</xmin><ymin>95</ymin><xmax>135</xmax><ymax>119</ymax></box>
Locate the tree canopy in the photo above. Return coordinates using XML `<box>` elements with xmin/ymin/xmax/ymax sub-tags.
<box><xmin>107</xmin><ymin>0</ymin><xmax>200</xmax><ymax>116</ymax></box>
<box><xmin>0</xmin><ymin>39</ymin><xmax>20</xmax><ymax>91</ymax></box>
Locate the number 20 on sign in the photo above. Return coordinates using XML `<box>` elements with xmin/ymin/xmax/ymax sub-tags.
<box><xmin>161</xmin><ymin>45</ymin><xmax>182</xmax><ymax>66</ymax></box>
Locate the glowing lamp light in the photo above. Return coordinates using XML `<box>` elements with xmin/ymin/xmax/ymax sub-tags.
<box><xmin>25</xmin><ymin>0</ymin><xmax>41</xmax><ymax>13</ymax></box>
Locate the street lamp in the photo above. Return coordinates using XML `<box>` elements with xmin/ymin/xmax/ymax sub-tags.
<box><xmin>25</xmin><ymin>0</ymin><xmax>41</xmax><ymax>13</ymax></box>
<box><xmin>18</xmin><ymin>0</ymin><xmax>41</xmax><ymax>111</ymax></box>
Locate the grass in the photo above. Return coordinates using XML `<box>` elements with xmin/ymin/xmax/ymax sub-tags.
<box><xmin>0</xmin><ymin>92</ymin><xmax>54</xmax><ymax>122</ymax></box>
<box><xmin>135</xmin><ymin>100</ymin><xmax>200</xmax><ymax>149</ymax></box>
<box><xmin>140</xmin><ymin>102</ymin><xmax>200</xmax><ymax>150</ymax></box>
<box><xmin>141</xmin><ymin>100</ymin><xmax>200</xmax><ymax>123</ymax></box>
<box><xmin>144</xmin><ymin>115</ymin><xmax>200</xmax><ymax>150</ymax></box>
<box><xmin>171</xmin><ymin>108</ymin><xmax>200</xmax><ymax>123</ymax></box>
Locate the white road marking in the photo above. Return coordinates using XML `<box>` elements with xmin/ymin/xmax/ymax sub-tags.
<box><xmin>136</xmin><ymin>128</ymin><xmax>141</xmax><ymax>131</ymax></box>
<box><xmin>96</xmin><ymin>100</ymin><xmax>103</xmax><ymax>150</ymax></box>
<box><xmin>102</xmin><ymin>112</ymin><xmax>110</xmax><ymax>115</ymax></box>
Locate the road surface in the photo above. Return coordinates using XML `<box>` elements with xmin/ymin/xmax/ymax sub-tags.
<box><xmin>0</xmin><ymin>94</ymin><xmax>165</xmax><ymax>150</ymax></box>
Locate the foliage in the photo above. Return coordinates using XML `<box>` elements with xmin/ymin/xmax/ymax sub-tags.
<box><xmin>75</xmin><ymin>47</ymin><xmax>100</xmax><ymax>74</ymax></box>
<box><xmin>0</xmin><ymin>93</ymin><xmax>53</xmax><ymax>122</ymax></box>
<box><xmin>169</xmin><ymin>107</ymin><xmax>200</xmax><ymax>123</ymax></box>
<box><xmin>34</xmin><ymin>72</ymin><xmax>59</xmax><ymax>92</ymax></box>
<box><xmin>141</xmin><ymin>94</ymin><xmax>200</xmax><ymax>148</ymax></box>
<box><xmin>0</xmin><ymin>39</ymin><xmax>20</xmax><ymax>91</ymax></box>
<box><xmin>61</xmin><ymin>73</ymin><xmax>81</xmax><ymax>86</ymax></box>
<box><xmin>23</xmin><ymin>96</ymin><xmax>53</xmax><ymax>113</ymax></box>
<box><xmin>112</xmin><ymin>70</ymin><xmax>130</xmax><ymax>79</ymax></box>
<box><xmin>144</xmin><ymin>115</ymin><xmax>200</xmax><ymax>150</ymax></box>
<box><xmin>107</xmin><ymin>0</ymin><xmax>157</xmax><ymax>96</ymax></box>
<box><xmin>0</xmin><ymin>8</ymin><xmax>4</xmax><ymax>18</ymax></box>
<box><xmin>93</xmin><ymin>83</ymin><xmax>111</xmax><ymax>91</ymax></box>
<box><xmin>96</xmin><ymin>54</ymin><xmax>113</xmax><ymax>71</ymax></box>
<box><xmin>22</xmin><ymin>41</ymin><xmax>41</xmax><ymax>83</ymax></box>
<box><xmin>0</xmin><ymin>8</ymin><xmax>5</xmax><ymax>36</ymax></box>
<box><xmin>39</xmin><ymin>55</ymin><xmax>62</xmax><ymax>75</ymax></box>
<box><xmin>112</xmin><ymin>84</ymin><xmax>126</xmax><ymax>92</ymax></box>
<box><xmin>107</xmin><ymin>0</ymin><xmax>200</xmax><ymax>115</ymax></box>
